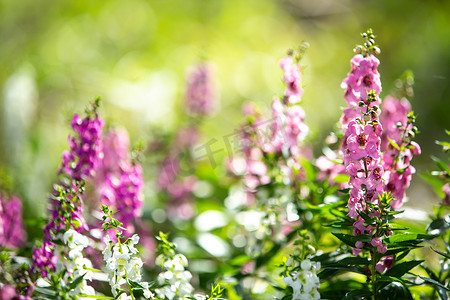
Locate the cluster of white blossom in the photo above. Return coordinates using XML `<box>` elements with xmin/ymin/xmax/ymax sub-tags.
<box><xmin>59</xmin><ymin>229</ymin><xmax>96</xmax><ymax>297</ymax></box>
<box><xmin>103</xmin><ymin>233</ymin><xmax>154</xmax><ymax>299</ymax></box>
<box><xmin>154</xmin><ymin>253</ymin><xmax>194</xmax><ymax>299</ymax></box>
<box><xmin>283</xmin><ymin>257</ymin><xmax>321</xmax><ymax>300</ymax></box>
<box><xmin>36</xmin><ymin>229</ymin><xmax>96</xmax><ymax>298</ymax></box>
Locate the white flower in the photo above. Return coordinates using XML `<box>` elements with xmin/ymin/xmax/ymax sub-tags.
<box><xmin>301</xmin><ymin>259</ymin><xmax>311</xmax><ymax>271</ymax></box>
<box><xmin>63</xmin><ymin>229</ymin><xmax>89</xmax><ymax>249</ymax></box>
<box><xmin>140</xmin><ymin>282</ymin><xmax>154</xmax><ymax>299</ymax></box>
<box><xmin>284</xmin><ymin>258</ymin><xmax>321</xmax><ymax>300</ymax></box>
<box><xmin>155</xmin><ymin>253</ymin><xmax>194</xmax><ymax>299</ymax></box>
<box><xmin>102</xmin><ymin>233</ymin><xmax>154</xmax><ymax>299</ymax></box>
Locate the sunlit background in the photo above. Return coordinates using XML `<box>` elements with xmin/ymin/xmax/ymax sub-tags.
<box><xmin>1</xmin><ymin>0</ymin><xmax>449</xmax><ymax>224</ymax></box>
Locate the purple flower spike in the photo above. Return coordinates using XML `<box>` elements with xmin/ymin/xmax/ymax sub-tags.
<box><xmin>0</xmin><ymin>195</ymin><xmax>26</xmax><ymax>249</ymax></box>
<box><xmin>60</xmin><ymin>113</ymin><xmax>104</xmax><ymax>181</ymax></box>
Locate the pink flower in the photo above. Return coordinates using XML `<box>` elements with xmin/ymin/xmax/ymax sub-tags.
<box><xmin>377</xmin><ymin>243</ymin><xmax>387</xmax><ymax>254</ymax></box>
<box><xmin>341</xmin><ymin>54</ymin><xmax>381</xmax><ymax>106</ymax></box>
<box><xmin>279</xmin><ymin>56</ymin><xmax>303</xmax><ymax>104</ymax></box>
<box><xmin>376</xmin><ymin>255</ymin><xmax>394</xmax><ymax>273</ymax></box>
<box><xmin>185</xmin><ymin>63</ymin><xmax>217</xmax><ymax>116</ymax></box>
<box><xmin>380</xmin><ymin>96</ymin><xmax>421</xmax><ymax>210</ymax></box>
<box><xmin>315</xmin><ymin>156</ymin><xmax>348</xmax><ymax>188</ymax></box>
<box><xmin>370</xmin><ymin>237</ymin><xmax>382</xmax><ymax>247</ymax></box>
<box><xmin>0</xmin><ymin>284</ymin><xmax>32</xmax><ymax>300</ymax></box>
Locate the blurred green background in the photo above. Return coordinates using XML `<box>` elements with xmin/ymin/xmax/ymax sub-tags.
<box><xmin>1</xmin><ymin>0</ymin><xmax>449</xmax><ymax>220</ymax></box>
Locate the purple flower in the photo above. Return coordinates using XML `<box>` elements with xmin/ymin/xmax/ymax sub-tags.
<box><xmin>0</xmin><ymin>195</ymin><xmax>26</xmax><ymax>249</ymax></box>
<box><xmin>156</xmin><ymin>127</ymin><xmax>200</xmax><ymax>220</ymax></box>
<box><xmin>33</xmin><ymin>108</ymin><xmax>104</xmax><ymax>276</ymax></box>
<box><xmin>59</xmin><ymin>113</ymin><xmax>104</xmax><ymax>181</ymax></box>
<box><xmin>89</xmin><ymin>128</ymin><xmax>145</xmax><ymax>240</ymax></box>
<box><xmin>185</xmin><ymin>63</ymin><xmax>217</xmax><ymax>117</ymax></box>
<box><xmin>31</xmin><ymin>241</ymin><xmax>57</xmax><ymax>277</ymax></box>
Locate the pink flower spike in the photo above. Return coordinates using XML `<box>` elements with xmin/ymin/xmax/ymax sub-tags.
<box><xmin>279</xmin><ymin>56</ymin><xmax>303</xmax><ymax>104</ymax></box>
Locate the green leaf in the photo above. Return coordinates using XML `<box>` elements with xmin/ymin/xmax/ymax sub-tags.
<box><xmin>332</xmin><ymin>174</ymin><xmax>350</xmax><ymax>183</ymax></box>
<box><xmin>34</xmin><ymin>286</ymin><xmax>58</xmax><ymax>297</ymax></box>
<box><xmin>431</xmin><ymin>248</ymin><xmax>450</xmax><ymax>259</ymax></box>
<box><xmin>432</xmin><ymin>156</ymin><xmax>450</xmax><ymax>174</ymax></box>
<box><xmin>336</xmin><ymin>257</ymin><xmax>370</xmax><ymax>266</ymax></box>
<box><xmin>418</xmin><ymin>275</ymin><xmax>449</xmax><ymax>300</ymax></box>
<box><xmin>396</xmin><ymin>249</ymin><xmax>411</xmax><ymax>261</ymax></box>
<box><xmin>436</xmin><ymin>140</ymin><xmax>450</xmax><ymax>150</ymax></box>
<box><xmin>300</xmin><ymin>157</ymin><xmax>316</xmax><ymax>182</ymax></box>
<box><xmin>384</xmin><ymin>260</ymin><xmax>423</xmax><ymax>278</ymax></box>
<box><xmin>338</xmin><ymin>188</ymin><xmax>351</xmax><ymax>194</ymax></box>
<box><xmin>385</xmin><ymin>247</ymin><xmax>419</xmax><ymax>257</ymax></box>
<box><xmin>427</xmin><ymin>217</ymin><xmax>450</xmax><ymax>235</ymax></box>
<box><xmin>420</xmin><ymin>173</ymin><xmax>445</xmax><ymax>198</ymax></box>
<box><xmin>320</xmin><ymin>265</ymin><xmax>366</xmax><ymax>275</ymax></box>
<box><xmin>230</xmin><ymin>254</ymin><xmax>252</xmax><ymax>266</ymax></box>
<box><xmin>68</xmin><ymin>274</ymin><xmax>85</xmax><ymax>291</ymax></box>
<box><xmin>418</xmin><ymin>276</ymin><xmax>449</xmax><ymax>291</ymax></box>
<box><xmin>318</xmin><ymin>268</ymin><xmax>340</xmax><ymax>280</ymax></box>
<box><xmin>357</xmin><ymin>210</ymin><xmax>376</xmax><ymax>224</ymax></box>
<box><xmin>378</xmin><ymin>282</ymin><xmax>413</xmax><ymax>300</ymax></box>
<box><xmin>388</xmin><ymin>137</ymin><xmax>400</xmax><ymax>150</ymax></box>
<box><xmin>128</xmin><ymin>279</ymin><xmax>145</xmax><ymax>289</ymax></box>
<box><xmin>332</xmin><ymin>233</ymin><xmax>371</xmax><ymax>247</ymax></box>
<box><xmin>386</xmin><ymin>233</ymin><xmax>436</xmax><ymax>243</ymax></box>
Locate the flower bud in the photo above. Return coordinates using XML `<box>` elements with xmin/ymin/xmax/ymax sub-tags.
<box><xmin>354</xmin><ymin>45</ymin><xmax>363</xmax><ymax>54</ymax></box>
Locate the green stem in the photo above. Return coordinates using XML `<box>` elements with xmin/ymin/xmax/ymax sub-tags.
<box><xmin>370</xmin><ymin>251</ymin><xmax>378</xmax><ymax>299</ymax></box>
<box><xmin>125</xmin><ymin>269</ymin><xmax>136</xmax><ymax>300</ymax></box>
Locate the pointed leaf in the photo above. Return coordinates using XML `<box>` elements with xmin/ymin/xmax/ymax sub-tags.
<box><xmin>128</xmin><ymin>279</ymin><xmax>144</xmax><ymax>289</ymax></box>
<box><xmin>332</xmin><ymin>233</ymin><xmax>371</xmax><ymax>247</ymax></box>
<box><xmin>418</xmin><ymin>276</ymin><xmax>449</xmax><ymax>291</ymax></box>
<box><xmin>431</xmin><ymin>156</ymin><xmax>450</xmax><ymax>174</ymax></box>
<box><xmin>385</xmin><ymin>260</ymin><xmax>423</xmax><ymax>278</ymax></box>
<box><xmin>68</xmin><ymin>274</ymin><xmax>85</xmax><ymax>291</ymax></box>
<box><xmin>387</xmin><ymin>233</ymin><xmax>436</xmax><ymax>243</ymax></box>
<box><xmin>431</xmin><ymin>248</ymin><xmax>450</xmax><ymax>260</ymax></box>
